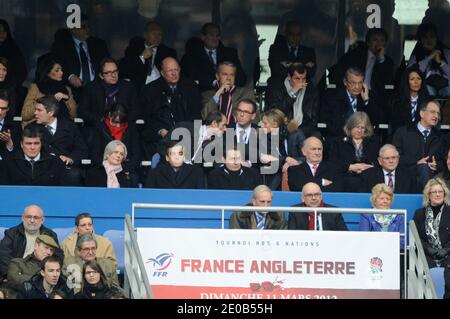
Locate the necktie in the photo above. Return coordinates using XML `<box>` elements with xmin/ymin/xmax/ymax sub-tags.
<box><xmin>422</xmin><ymin>129</ymin><xmax>429</xmax><ymax>141</ymax></box>
<box><xmin>46</xmin><ymin>125</ymin><xmax>54</xmax><ymax>135</ymax></box>
<box><xmin>147</xmin><ymin>47</ymin><xmax>157</xmax><ymax>76</ymax></box>
<box><xmin>289</xmin><ymin>46</ymin><xmax>297</xmax><ymax>60</ymax></box>
<box><xmin>239</xmin><ymin>129</ymin><xmax>246</xmax><ymax>143</ymax></box>
<box><xmin>387</xmin><ymin>172</ymin><xmax>394</xmax><ymax>189</ymax></box>
<box><xmin>256</xmin><ymin>213</ymin><xmax>265</xmax><ymax>230</ymax></box>
<box><xmin>208</xmin><ymin>50</ymin><xmax>216</xmax><ymax>69</ymax></box>
<box><xmin>350</xmin><ymin>97</ymin><xmax>357</xmax><ymax>112</ymax></box>
<box><xmin>411</xmin><ymin>100</ymin><xmax>418</xmax><ymax>122</ymax></box>
<box><xmin>308</xmin><ymin>212</ymin><xmax>319</xmax><ymax>230</ymax></box>
<box><xmin>29</xmin><ymin>159</ymin><xmax>35</xmax><ymax>175</ymax></box>
<box><xmin>79</xmin><ymin>42</ymin><xmax>90</xmax><ymax>84</ymax></box>
<box><xmin>312</xmin><ymin>164</ymin><xmax>318</xmax><ymax>176</ymax></box>
<box><xmin>170</xmin><ymin>85</ymin><xmax>176</xmax><ymax>94</ymax></box>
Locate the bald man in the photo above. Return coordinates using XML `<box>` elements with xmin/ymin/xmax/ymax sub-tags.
<box><xmin>287</xmin><ymin>136</ymin><xmax>342</xmax><ymax>192</ymax></box>
<box><xmin>288</xmin><ymin>182</ymin><xmax>347</xmax><ymax>231</ymax></box>
<box><xmin>140</xmin><ymin>57</ymin><xmax>202</xmax><ymax>160</ymax></box>
<box><xmin>0</xmin><ymin>205</ymin><xmax>59</xmax><ymax>280</ymax></box>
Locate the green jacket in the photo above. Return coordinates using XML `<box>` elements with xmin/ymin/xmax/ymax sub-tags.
<box><xmin>6</xmin><ymin>254</ymin><xmax>41</xmax><ymax>292</ymax></box>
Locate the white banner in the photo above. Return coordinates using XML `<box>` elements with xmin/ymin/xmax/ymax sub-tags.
<box><xmin>137</xmin><ymin>228</ymin><xmax>400</xmax><ymax>299</ymax></box>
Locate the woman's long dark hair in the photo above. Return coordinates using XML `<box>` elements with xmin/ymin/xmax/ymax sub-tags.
<box><xmin>36</xmin><ymin>58</ymin><xmax>68</xmax><ymax>95</ymax></box>
<box><xmin>396</xmin><ymin>67</ymin><xmax>429</xmax><ymax>103</ymax></box>
<box><xmin>82</xmin><ymin>259</ymin><xmax>110</xmax><ymax>291</ymax></box>
<box><xmin>411</xmin><ymin>23</ymin><xmax>448</xmax><ymax>65</ymax></box>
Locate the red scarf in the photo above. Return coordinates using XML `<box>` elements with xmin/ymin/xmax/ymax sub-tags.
<box><xmin>105</xmin><ymin>117</ymin><xmax>128</xmax><ymax>141</ymax></box>
<box><xmin>301</xmin><ymin>201</ymin><xmax>324</xmax><ymax>230</ymax></box>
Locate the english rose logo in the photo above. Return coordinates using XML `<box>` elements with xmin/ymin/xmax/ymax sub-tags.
<box><xmin>250</xmin><ymin>278</ymin><xmax>284</xmax><ymax>292</ymax></box>
<box><xmin>369</xmin><ymin>257</ymin><xmax>383</xmax><ymax>280</ymax></box>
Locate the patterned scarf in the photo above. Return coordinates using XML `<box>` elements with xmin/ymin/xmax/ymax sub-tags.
<box><xmin>425</xmin><ymin>204</ymin><xmax>443</xmax><ymax>249</ymax></box>
<box><xmin>373</xmin><ymin>214</ymin><xmax>397</xmax><ymax>232</ymax></box>
<box><xmin>102</xmin><ymin>160</ymin><xmax>122</xmax><ymax>188</ymax></box>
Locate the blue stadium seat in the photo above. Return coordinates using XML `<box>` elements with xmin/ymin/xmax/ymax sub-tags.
<box><xmin>0</xmin><ymin>227</ymin><xmax>6</xmax><ymax>241</ymax></box>
<box><xmin>53</xmin><ymin>227</ymin><xmax>74</xmax><ymax>243</ymax></box>
<box><xmin>103</xmin><ymin>229</ymin><xmax>124</xmax><ymax>274</ymax></box>
<box><xmin>430</xmin><ymin>267</ymin><xmax>445</xmax><ymax>299</ymax></box>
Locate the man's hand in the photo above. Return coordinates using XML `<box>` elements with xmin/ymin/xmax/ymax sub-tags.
<box><xmin>59</xmin><ymin>155</ymin><xmax>74</xmax><ymax>166</ymax></box>
<box><xmin>159</xmin><ymin>129</ymin><xmax>169</xmax><ymax>138</ymax></box>
<box><xmin>0</xmin><ymin>129</ymin><xmax>13</xmax><ymax>149</ymax></box>
<box><xmin>260</xmin><ymin>154</ymin><xmax>278</xmax><ymax>164</ymax></box>
<box><xmin>417</xmin><ymin>156</ymin><xmax>429</xmax><ymax>165</ymax></box>
<box><xmin>349</xmin><ymin>163</ymin><xmax>374</xmax><ymax>174</ymax></box>
<box><xmin>54</xmin><ymin>92</ymin><xmax>69</xmax><ymax>102</ymax></box>
<box><xmin>142</xmin><ymin>46</ymin><xmax>154</xmax><ymax>60</ymax></box>
<box><xmin>427</xmin><ymin>155</ymin><xmax>438</xmax><ymax>172</ymax></box>
<box><xmin>305</xmin><ymin>62</ymin><xmax>315</xmax><ymax>68</ymax></box>
<box><xmin>322</xmin><ymin>179</ymin><xmax>333</xmax><ymax>186</ymax></box>
<box><xmin>361</xmin><ymin>83</ymin><xmax>369</xmax><ymax>102</ymax></box>
<box><xmin>69</xmin><ymin>75</ymin><xmax>82</xmax><ymax>88</ymax></box>
<box><xmin>215</xmin><ymin>83</ymin><xmax>233</xmax><ymax>97</ymax></box>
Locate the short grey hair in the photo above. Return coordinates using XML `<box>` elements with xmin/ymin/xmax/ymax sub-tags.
<box><xmin>343</xmin><ymin>111</ymin><xmax>373</xmax><ymax>138</ymax></box>
<box><xmin>378</xmin><ymin>144</ymin><xmax>399</xmax><ymax>157</ymax></box>
<box><xmin>76</xmin><ymin>234</ymin><xmax>97</xmax><ymax>251</ymax></box>
<box><xmin>252</xmin><ymin>185</ymin><xmax>272</xmax><ymax>199</ymax></box>
<box><xmin>103</xmin><ymin>140</ymin><xmax>127</xmax><ymax>161</ymax></box>
<box><xmin>345</xmin><ymin>67</ymin><xmax>364</xmax><ymax>80</ymax></box>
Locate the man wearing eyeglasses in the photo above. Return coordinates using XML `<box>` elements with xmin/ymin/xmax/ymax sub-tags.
<box><xmin>320</xmin><ymin>67</ymin><xmax>380</xmax><ymax>139</ymax></box>
<box><xmin>63</xmin><ymin>234</ymin><xmax>118</xmax><ymax>293</ymax></box>
<box><xmin>0</xmin><ymin>205</ymin><xmax>60</xmax><ymax>283</ymax></box>
<box><xmin>288</xmin><ymin>182</ymin><xmax>347</xmax><ymax>231</ymax></box>
<box><xmin>79</xmin><ymin>58</ymin><xmax>140</xmax><ymax>127</ymax></box>
<box><xmin>392</xmin><ymin>100</ymin><xmax>444</xmax><ymax>191</ymax></box>
<box><xmin>361</xmin><ymin>144</ymin><xmax>417</xmax><ymax>194</ymax></box>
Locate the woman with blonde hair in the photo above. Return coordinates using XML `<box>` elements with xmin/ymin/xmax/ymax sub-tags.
<box><xmin>413</xmin><ymin>178</ymin><xmax>450</xmax><ymax>298</ymax></box>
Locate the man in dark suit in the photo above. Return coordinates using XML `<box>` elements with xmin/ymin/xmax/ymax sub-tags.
<box><xmin>80</xmin><ymin>58</ymin><xmax>140</xmax><ymax>125</ymax></box>
<box><xmin>320</xmin><ymin>67</ymin><xmax>380</xmax><ymax>139</ymax></box>
<box><xmin>335</xmin><ymin>28</ymin><xmax>394</xmax><ymax>122</ymax></box>
<box><xmin>268</xmin><ymin>20</ymin><xmax>316</xmax><ymax>81</ymax></box>
<box><xmin>361</xmin><ymin>144</ymin><xmax>417</xmax><ymax>194</ymax></box>
<box><xmin>26</xmin><ymin>95</ymin><xmax>88</xmax><ymax>186</ymax></box>
<box><xmin>51</xmin><ymin>15</ymin><xmax>110</xmax><ymax>100</ymax></box>
<box><xmin>201</xmin><ymin>61</ymin><xmax>254</xmax><ymax>126</ymax></box>
<box><xmin>0</xmin><ymin>126</ymin><xmax>66</xmax><ymax>186</ymax></box>
<box><xmin>265</xmin><ymin>64</ymin><xmax>319</xmax><ymax>137</ymax></box>
<box><xmin>0</xmin><ymin>90</ymin><xmax>21</xmax><ymax>160</ymax></box>
<box><xmin>392</xmin><ymin>100</ymin><xmax>444</xmax><ymax>191</ymax></box>
<box><xmin>120</xmin><ymin>21</ymin><xmax>177</xmax><ymax>93</ymax></box>
<box><xmin>140</xmin><ymin>57</ymin><xmax>202</xmax><ymax>160</ymax></box>
<box><xmin>287</xmin><ymin>136</ymin><xmax>342</xmax><ymax>192</ymax></box>
<box><xmin>288</xmin><ymin>182</ymin><xmax>347</xmax><ymax>231</ymax></box>
<box><xmin>144</xmin><ymin>142</ymin><xmax>205</xmax><ymax>189</ymax></box>
<box><xmin>181</xmin><ymin>22</ymin><xmax>246</xmax><ymax>92</ymax></box>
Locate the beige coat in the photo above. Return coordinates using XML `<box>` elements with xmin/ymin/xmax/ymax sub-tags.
<box><xmin>63</xmin><ymin>256</ymin><xmax>119</xmax><ymax>293</ymax></box>
<box><xmin>21</xmin><ymin>83</ymin><xmax>77</xmax><ymax>127</ymax></box>
<box><xmin>61</xmin><ymin>232</ymin><xmax>117</xmax><ymax>267</ymax></box>
<box><xmin>201</xmin><ymin>86</ymin><xmax>255</xmax><ymax>119</ymax></box>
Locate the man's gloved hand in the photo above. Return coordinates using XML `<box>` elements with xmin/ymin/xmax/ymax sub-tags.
<box><xmin>435</xmin><ymin>248</ymin><xmax>450</xmax><ymax>259</ymax></box>
<box><xmin>424</xmin><ymin>245</ymin><xmax>439</xmax><ymax>257</ymax></box>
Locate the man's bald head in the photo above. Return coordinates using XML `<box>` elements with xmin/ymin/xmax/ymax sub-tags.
<box><xmin>301</xmin><ymin>182</ymin><xmax>323</xmax><ymax>207</ymax></box>
<box><xmin>22</xmin><ymin>205</ymin><xmax>44</xmax><ymax>233</ymax></box>
<box><xmin>302</xmin><ymin>136</ymin><xmax>323</xmax><ymax>164</ymax></box>
<box><xmin>161</xmin><ymin>57</ymin><xmax>180</xmax><ymax>85</ymax></box>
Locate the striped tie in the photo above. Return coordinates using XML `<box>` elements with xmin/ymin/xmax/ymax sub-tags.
<box><xmin>256</xmin><ymin>213</ymin><xmax>265</xmax><ymax>230</ymax></box>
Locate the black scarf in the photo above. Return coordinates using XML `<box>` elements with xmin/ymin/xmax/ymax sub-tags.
<box><xmin>36</xmin><ymin>77</ymin><xmax>68</xmax><ymax>95</ymax></box>
<box><xmin>83</xmin><ymin>281</ymin><xmax>108</xmax><ymax>299</ymax></box>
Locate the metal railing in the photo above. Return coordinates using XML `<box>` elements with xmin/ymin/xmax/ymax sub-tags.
<box><xmin>124</xmin><ymin>215</ymin><xmax>153</xmax><ymax>299</ymax></box>
<box><xmin>408</xmin><ymin>220</ymin><xmax>438</xmax><ymax>299</ymax></box>
<box><xmin>131</xmin><ymin>203</ymin><xmax>407</xmax><ymax>298</ymax></box>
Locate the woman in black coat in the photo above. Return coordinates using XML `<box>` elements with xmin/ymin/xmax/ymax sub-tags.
<box><xmin>329</xmin><ymin>111</ymin><xmax>381</xmax><ymax>192</ymax></box>
<box><xmin>89</xmin><ymin>103</ymin><xmax>141</xmax><ymax>173</ymax></box>
<box><xmin>75</xmin><ymin>260</ymin><xmax>125</xmax><ymax>299</ymax></box>
<box><xmin>413</xmin><ymin>178</ymin><xmax>450</xmax><ymax>298</ymax></box>
<box><xmin>0</xmin><ymin>19</ymin><xmax>27</xmax><ymax>88</ymax></box>
<box><xmin>390</xmin><ymin>67</ymin><xmax>430</xmax><ymax>134</ymax></box>
<box><xmin>85</xmin><ymin>140</ymin><xmax>138</xmax><ymax>188</ymax></box>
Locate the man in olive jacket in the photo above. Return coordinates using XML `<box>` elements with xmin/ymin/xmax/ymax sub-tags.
<box><xmin>6</xmin><ymin>234</ymin><xmax>59</xmax><ymax>292</ymax></box>
<box><xmin>230</xmin><ymin>185</ymin><xmax>287</xmax><ymax>229</ymax></box>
